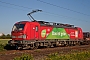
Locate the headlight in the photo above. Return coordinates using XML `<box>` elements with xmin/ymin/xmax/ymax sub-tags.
<box><xmin>22</xmin><ymin>34</ymin><xmax>26</xmax><ymax>39</ymax></box>
<box><xmin>12</xmin><ymin>36</ymin><xmax>16</xmax><ymax>38</ymax></box>
<box><xmin>18</xmin><ymin>35</ymin><xmax>23</xmax><ymax>38</ymax></box>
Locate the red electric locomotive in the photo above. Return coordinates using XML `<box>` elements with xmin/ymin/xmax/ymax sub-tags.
<box><xmin>8</xmin><ymin>10</ymin><xmax>88</xmax><ymax>49</ymax></box>
<box><xmin>9</xmin><ymin>20</ymin><xmax>84</xmax><ymax>49</ymax></box>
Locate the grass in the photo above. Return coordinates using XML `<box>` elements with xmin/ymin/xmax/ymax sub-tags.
<box><xmin>0</xmin><ymin>39</ymin><xmax>11</xmax><ymax>51</ymax></box>
<box><xmin>0</xmin><ymin>39</ymin><xmax>10</xmax><ymax>44</ymax></box>
<box><xmin>45</xmin><ymin>51</ymin><xmax>90</xmax><ymax>60</ymax></box>
<box><xmin>13</xmin><ymin>50</ymin><xmax>90</xmax><ymax>60</ymax></box>
<box><xmin>13</xmin><ymin>54</ymin><xmax>34</xmax><ymax>60</ymax></box>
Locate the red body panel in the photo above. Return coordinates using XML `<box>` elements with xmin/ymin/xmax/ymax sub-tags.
<box><xmin>29</xmin><ymin>22</ymin><xmax>40</xmax><ymax>40</ymax></box>
<box><xmin>11</xmin><ymin>21</ymin><xmax>83</xmax><ymax>41</ymax></box>
<box><xmin>12</xmin><ymin>31</ymin><xmax>24</xmax><ymax>40</ymax></box>
<box><xmin>65</xmin><ymin>27</ymin><xmax>83</xmax><ymax>40</ymax></box>
<box><xmin>65</xmin><ymin>28</ymin><xmax>77</xmax><ymax>40</ymax></box>
<box><xmin>77</xmin><ymin>27</ymin><xmax>83</xmax><ymax>40</ymax></box>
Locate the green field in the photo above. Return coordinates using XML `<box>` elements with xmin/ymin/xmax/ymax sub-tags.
<box><xmin>0</xmin><ymin>39</ymin><xmax>11</xmax><ymax>44</ymax></box>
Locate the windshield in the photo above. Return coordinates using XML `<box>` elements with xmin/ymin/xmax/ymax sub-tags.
<box><xmin>12</xmin><ymin>24</ymin><xmax>25</xmax><ymax>31</ymax></box>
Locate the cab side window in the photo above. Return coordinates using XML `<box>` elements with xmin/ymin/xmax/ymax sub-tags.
<box><xmin>35</xmin><ymin>26</ymin><xmax>38</xmax><ymax>32</ymax></box>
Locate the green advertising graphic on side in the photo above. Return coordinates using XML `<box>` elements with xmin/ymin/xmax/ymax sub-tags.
<box><xmin>46</xmin><ymin>28</ymin><xmax>70</xmax><ymax>39</ymax></box>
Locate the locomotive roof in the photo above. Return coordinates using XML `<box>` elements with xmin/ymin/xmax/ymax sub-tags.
<box><xmin>15</xmin><ymin>21</ymin><xmax>30</xmax><ymax>24</ymax></box>
<box><xmin>37</xmin><ymin>21</ymin><xmax>75</xmax><ymax>28</ymax></box>
<box><xmin>15</xmin><ymin>21</ymin><xmax>76</xmax><ymax>28</ymax></box>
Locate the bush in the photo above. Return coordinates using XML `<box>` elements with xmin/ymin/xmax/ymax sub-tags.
<box><xmin>0</xmin><ymin>34</ymin><xmax>11</xmax><ymax>39</ymax></box>
<box><xmin>0</xmin><ymin>44</ymin><xmax>5</xmax><ymax>51</ymax></box>
<box><xmin>13</xmin><ymin>54</ymin><xmax>34</xmax><ymax>60</ymax></box>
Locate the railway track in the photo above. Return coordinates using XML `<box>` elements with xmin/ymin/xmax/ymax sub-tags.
<box><xmin>0</xmin><ymin>45</ymin><xmax>90</xmax><ymax>60</ymax></box>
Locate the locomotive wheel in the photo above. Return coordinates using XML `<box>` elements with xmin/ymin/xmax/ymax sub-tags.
<box><xmin>16</xmin><ymin>46</ymin><xmax>23</xmax><ymax>50</ymax></box>
<box><xmin>34</xmin><ymin>43</ymin><xmax>39</xmax><ymax>49</ymax></box>
<box><xmin>30</xmin><ymin>43</ymin><xmax>39</xmax><ymax>50</ymax></box>
<box><xmin>76</xmin><ymin>41</ymin><xmax>81</xmax><ymax>46</ymax></box>
<box><xmin>30</xmin><ymin>44</ymin><xmax>35</xmax><ymax>50</ymax></box>
<box><xmin>46</xmin><ymin>44</ymin><xmax>51</xmax><ymax>48</ymax></box>
<box><xmin>45</xmin><ymin>42</ymin><xmax>51</xmax><ymax>48</ymax></box>
<box><xmin>30</xmin><ymin>47</ymin><xmax>35</xmax><ymax>50</ymax></box>
<box><xmin>30</xmin><ymin>46</ymin><xmax>38</xmax><ymax>50</ymax></box>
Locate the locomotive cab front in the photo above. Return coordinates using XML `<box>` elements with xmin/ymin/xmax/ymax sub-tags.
<box><xmin>9</xmin><ymin>21</ymin><xmax>40</xmax><ymax>48</ymax></box>
<box><xmin>11</xmin><ymin>22</ymin><xmax>26</xmax><ymax>40</ymax></box>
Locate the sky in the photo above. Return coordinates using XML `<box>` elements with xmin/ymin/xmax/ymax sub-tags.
<box><xmin>0</xmin><ymin>0</ymin><xmax>90</xmax><ymax>34</ymax></box>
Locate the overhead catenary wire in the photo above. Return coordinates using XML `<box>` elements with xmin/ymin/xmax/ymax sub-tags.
<box><xmin>42</xmin><ymin>11</ymin><xmax>89</xmax><ymax>22</ymax></box>
<box><xmin>0</xmin><ymin>0</ymin><xmax>89</xmax><ymax>23</ymax></box>
<box><xmin>37</xmin><ymin>0</ymin><xmax>90</xmax><ymax>16</ymax></box>
<box><xmin>0</xmin><ymin>4</ymin><xmax>28</xmax><ymax>11</ymax></box>
<box><xmin>0</xmin><ymin>1</ymin><xmax>33</xmax><ymax>9</ymax></box>
<box><xmin>0</xmin><ymin>4</ymin><xmax>84</xmax><ymax>22</ymax></box>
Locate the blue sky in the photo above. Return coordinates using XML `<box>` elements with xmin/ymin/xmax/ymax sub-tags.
<box><xmin>0</xmin><ymin>0</ymin><xmax>90</xmax><ymax>34</ymax></box>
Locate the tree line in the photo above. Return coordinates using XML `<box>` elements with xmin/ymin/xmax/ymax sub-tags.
<box><xmin>0</xmin><ymin>34</ymin><xmax>11</xmax><ymax>39</ymax></box>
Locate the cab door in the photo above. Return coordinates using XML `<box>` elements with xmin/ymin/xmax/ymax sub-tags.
<box><xmin>35</xmin><ymin>26</ymin><xmax>39</xmax><ymax>40</ymax></box>
<box><xmin>30</xmin><ymin>24</ymin><xmax>35</xmax><ymax>39</ymax></box>
<box><xmin>30</xmin><ymin>24</ymin><xmax>39</xmax><ymax>40</ymax></box>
